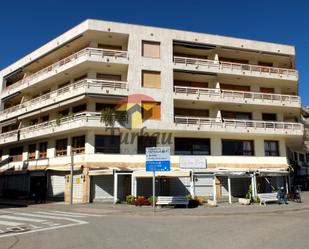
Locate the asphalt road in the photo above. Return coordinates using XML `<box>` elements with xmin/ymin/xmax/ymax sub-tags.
<box><xmin>0</xmin><ymin>206</ymin><xmax>309</xmax><ymax>249</ymax></box>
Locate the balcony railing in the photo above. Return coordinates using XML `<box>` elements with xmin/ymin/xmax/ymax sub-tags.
<box><xmin>0</xmin><ymin>112</ymin><xmax>128</xmax><ymax>144</ymax></box>
<box><xmin>0</xmin><ymin>79</ymin><xmax>128</xmax><ymax>120</ymax></box>
<box><xmin>174</xmin><ymin>116</ymin><xmax>303</xmax><ymax>134</ymax></box>
<box><xmin>174</xmin><ymin>86</ymin><xmax>300</xmax><ymax>106</ymax></box>
<box><xmin>2</xmin><ymin>47</ymin><xmax>129</xmax><ymax>96</ymax></box>
<box><xmin>173</xmin><ymin>56</ymin><xmax>298</xmax><ymax>78</ymax></box>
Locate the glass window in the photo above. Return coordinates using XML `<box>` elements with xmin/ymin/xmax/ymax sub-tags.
<box><xmin>95</xmin><ymin>135</ymin><xmax>120</xmax><ymax>154</ymax></box>
<box><xmin>28</xmin><ymin>144</ymin><xmax>36</xmax><ymax>160</ymax></box>
<box><xmin>39</xmin><ymin>142</ymin><xmax>48</xmax><ymax>159</ymax></box>
<box><xmin>299</xmin><ymin>153</ymin><xmax>305</xmax><ymax>162</ymax></box>
<box><xmin>222</xmin><ymin>140</ymin><xmax>254</xmax><ymax>156</ymax></box>
<box><xmin>72</xmin><ymin>136</ymin><xmax>85</xmax><ymax>154</ymax></box>
<box><xmin>264</xmin><ymin>141</ymin><xmax>279</xmax><ymax>156</ymax></box>
<box><xmin>72</xmin><ymin>104</ymin><xmax>87</xmax><ymax>114</ymax></box>
<box><xmin>138</xmin><ymin>136</ymin><xmax>157</xmax><ymax>154</ymax></box>
<box><xmin>9</xmin><ymin>147</ymin><xmax>23</xmax><ymax>161</ymax></box>
<box><xmin>56</xmin><ymin>139</ymin><xmax>67</xmax><ymax>156</ymax></box>
<box><xmin>175</xmin><ymin>138</ymin><xmax>210</xmax><ymax>155</ymax></box>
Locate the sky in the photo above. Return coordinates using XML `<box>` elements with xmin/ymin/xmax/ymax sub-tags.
<box><xmin>0</xmin><ymin>0</ymin><xmax>308</xmax><ymax>104</ymax></box>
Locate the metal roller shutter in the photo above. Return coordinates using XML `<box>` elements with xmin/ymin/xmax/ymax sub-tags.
<box><xmin>169</xmin><ymin>177</ymin><xmax>191</xmax><ymax>196</ymax></box>
<box><xmin>91</xmin><ymin>175</ymin><xmax>114</xmax><ymax>202</ymax></box>
<box><xmin>195</xmin><ymin>175</ymin><xmax>213</xmax><ymax>197</ymax></box>
<box><xmin>48</xmin><ymin>173</ymin><xmax>65</xmax><ymax>200</ymax></box>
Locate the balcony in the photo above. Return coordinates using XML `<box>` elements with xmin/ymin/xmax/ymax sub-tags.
<box><xmin>174</xmin><ymin>116</ymin><xmax>303</xmax><ymax>136</ymax></box>
<box><xmin>1</xmin><ymin>48</ymin><xmax>129</xmax><ymax>98</ymax></box>
<box><xmin>173</xmin><ymin>57</ymin><xmax>298</xmax><ymax>81</ymax></box>
<box><xmin>0</xmin><ymin>79</ymin><xmax>128</xmax><ymax>121</ymax></box>
<box><xmin>0</xmin><ymin>112</ymin><xmax>128</xmax><ymax>145</ymax></box>
<box><xmin>174</xmin><ymin>86</ymin><xmax>301</xmax><ymax>108</ymax></box>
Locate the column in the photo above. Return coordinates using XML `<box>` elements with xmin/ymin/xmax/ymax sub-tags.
<box><xmin>131</xmin><ymin>175</ymin><xmax>137</xmax><ymax>196</ymax></box>
<box><xmin>113</xmin><ymin>172</ymin><xmax>118</xmax><ymax>204</ymax></box>
<box><xmin>213</xmin><ymin>175</ymin><xmax>216</xmax><ymax>201</ymax></box>
<box><xmin>190</xmin><ymin>170</ymin><xmax>195</xmax><ymax>198</ymax></box>
<box><xmin>285</xmin><ymin>176</ymin><xmax>289</xmax><ymax>194</ymax></box>
<box><xmin>228</xmin><ymin>176</ymin><xmax>232</xmax><ymax>204</ymax></box>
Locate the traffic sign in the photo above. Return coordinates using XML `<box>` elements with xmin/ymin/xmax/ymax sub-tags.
<box><xmin>146</xmin><ymin>147</ymin><xmax>170</xmax><ymax>172</ymax></box>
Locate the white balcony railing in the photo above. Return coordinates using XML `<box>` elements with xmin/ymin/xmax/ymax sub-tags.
<box><xmin>2</xmin><ymin>47</ymin><xmax>129</xmax><ymax>96</ymax></box>
<box><xmin>0</xmin><ymin>112</ymin><xmax>128</xmax><ymax>144</ymax></box>
<box><xmin>174</xmin><ymin>86</ymin><xmax>301</xmax><ymax>106</ymax></box>
<box><xmin>174</xmin><ymin>56</ymin><xmax>298</xmax><ymax>79</ymax></box>
<box><xmin>174</xmin><ymin>116</ymin><xmax>304</xmax><ymax>135</ymax></box>
<box><xmin>0</xmin><ymin>79</ymin><xmax>128</xmax><ymax>120</ymax></box>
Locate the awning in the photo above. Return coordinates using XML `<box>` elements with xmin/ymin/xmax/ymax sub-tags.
<box><xmin>133</xmin><ymin>170</ymin><xmax>190</xmax><ymax>178</ymax></box>
<box><xmin>89</xmin><ymin>169</ymin><xmax>114</xmax><ymax>176</ymax></box>
<box><xmin>46</xmin><ymin>165</ymin><xmax>82</xmax><ymax>171</ymax></box>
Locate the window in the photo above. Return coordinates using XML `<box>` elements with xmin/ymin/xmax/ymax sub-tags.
<box><xmin>299</xmin><ymin>153</ymin><xmax>305</xmax><ymax>162</ymax></box>
<box><xmin>73</xmin><ymin>74</ymin><xmax>87</xmax><ymax>82</ymax></box>
<box><xmin>28</xmin><ymin>144</ymin><xmax>36</xmax><ymax>160</ymax></box>
<box><xmin>262</xmin><ymin>113</ymin><xmax>277</xmax><ymax>121</ymax></box>
<box><xmin>221</xmin><ymin>111</ymin><xmax>252</xmax><ymax>120</ymax></box>
<box><xmin>30</xmin><ymin>118</ymin><xmax>38</xmax><ymax>125</ymax></box>
<box><xmin>222</xmin><ymin>140</ymin><xmax>254</xmax><ymax>156</ymax></box>
<box><xmin>97</xmin><ymin>73</ymin><xmax>121</xmax><ymax>81</ymax></box>
<box><xmin>41</xmin><ymin>115</ymin><xmax>49</xmax><ymax>123</ymax></box>
<box><xmin>260</xmin><ymin>87</ymin><xmax>275</xmax><ymax>94</ymax></box>
<box><xmin>175</xmin><ymin>138</ymin><xmax>210</xmax><ymax>155</ymax></box>
<box><xmin>98</xmin><ymin>44</ymin><xmax>122</xmax><ymax>50</ymax></box>
<box><xmin>142</xmin><ymin>70</ymin><xmax>161</xmax><ymax>88</ymax></box>
<box><xmin>58</xmin><ymin>109</ymin><xmax>69</xmax><ymax>117</ymax></box>
<box><xmin>56</xmin><ymin>139</ymin><xmax>67</xmax><ymax>156</ymax></box>
<box><xmin>9</xmin><ymin>147</ymin><xmax>23</xmax><ymax>161</ymax></box>
<box><xmin>72</xmin><ymin>104</ymin><xmax>87</xmax><ymax>114</ymax></box>
<box><xmin>95</xmin><ymin>135</ymin><xmax>120</xmax><ymax>154</ymax></box>
<box><xmin>72</xmin><ymin>136</ymin><xmax>85</xmax><ymax>154</ymax></box>
<box><xmin>174</xmin><ymin>108</ymin><xmax>209</xmax><ymax>117</ymax></box>
<box><xmin>142</xmin><ymin>102</ymin><xmax>161</xmax><ymax>120</ymax></box>
<box><xmin>264</xmin><ymin>141</ymin><xmax>279</xmax><ymax>156</ymax></box>
<box><xmin>142</xmin><ymin>41</ymin><xmax>160</xmax><ymax>58</ymax></box>
<box><xmin>96</xmin><ymin>103</ymin><xmax>116</xmax><ymax>112</ymax></box>
<box><xmin>294</xmin><ymin>152</ymin><xmax>298</xmax><ymax>161</ymax></box>
<box><xmin>138</xmin><ymin>136</ymin><xmax>157</xmax><ymax>154</ymax></box>
<box><xmin>220</xmin><ymin>84</ymin><xmax>250</xmax><ymax>92</ymax></box>
<box><xmin>39</xmin><ymin>142</ymin><xmax>48</xmax><ymax>159</ymax></box>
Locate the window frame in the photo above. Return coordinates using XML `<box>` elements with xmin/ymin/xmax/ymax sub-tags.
<box><xmin>95</xmin><ymin>135</ymin><xmax>120</xmax><ymax>154</ymax></box>
<box><xmin>55</xmin><ymin>139</ymin><xmax>68</xmax><ymax>157</ymax></box>
<box><xmin>72</xmin><ymin>136</ymin><xmax>86</xmax><ymax>154</ymax></box>
<box><xmin>222</xmin><ymin>139</ymin><xmax>254</xmax><ymax>156</ymax></box>
<box><xmin>174</xmin><ymin>137</ymin><xmax>211</xmax><ymax>155</ymax></box>
<box><xmin>264</xmin><ymin>140</ymin><xmax>280</xmax><ymax>156</ymax></box>
<box><xmin>142</xmin><ymin>40</ymin><xmax>161</xmax><ymax>58</ymax></box>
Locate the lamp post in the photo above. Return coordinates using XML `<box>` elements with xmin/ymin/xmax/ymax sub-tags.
<box><xmin>70</xmin><ymin>147</ymin><xmax>74</xmax><ymax>205</ymax></box>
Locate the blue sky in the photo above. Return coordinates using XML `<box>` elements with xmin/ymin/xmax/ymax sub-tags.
<box><xmin>0</xmin><ymin>0</ymin><xmax>308</xmax><ymax>104</ymax></box>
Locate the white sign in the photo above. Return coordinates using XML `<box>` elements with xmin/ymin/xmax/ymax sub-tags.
<box><xmin>146</xmin><ymin>147</ymin><xmax>170</xmax><ymax>161</ymax></box>
<box><xmin>179</xmin><ymin>156</ymin><xmax>207</xmax><ymax>169</ymax></box>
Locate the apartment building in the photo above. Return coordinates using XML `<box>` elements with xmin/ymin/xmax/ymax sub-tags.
<box><xmin>0</xmin><ymin>19</ymin><xmax>304</xmax><ymax>203</ymax></box>
<box><xmin>290</xmin><ymin>106</ymin><xmax>309</xmax><ymax>189</ymax></box>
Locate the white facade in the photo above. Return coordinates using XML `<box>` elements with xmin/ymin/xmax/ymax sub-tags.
<box><xmin>0</xmin><ymin>19</ymin><xmax>304</xmax><ymax>203</ymax></box>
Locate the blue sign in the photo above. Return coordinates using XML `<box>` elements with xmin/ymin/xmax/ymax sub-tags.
<box><xmin>146</xmin><ymin>160</ymin><xmax>170</xmax><ymax>172</ymax></box>
<box><xmin>146</xmin><ymin>147</ymin><xmax>170</xmax><ymax>172</ymax></box>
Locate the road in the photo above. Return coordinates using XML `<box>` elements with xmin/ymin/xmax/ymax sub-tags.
<box><xmin>0</xmin><ymin>205</ymin><xmax>308</xmax><ymax>249</ymax></box>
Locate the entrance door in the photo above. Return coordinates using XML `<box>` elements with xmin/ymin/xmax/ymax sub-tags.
<box><xmin>159</xmin><ymin>177</ymin><xmax>170</xmax><ymax>196</ymax></box>
<box><xmin>30</xmin><ymin>176</ymin><xmax>47</xmax><ymax>201</ymax></box>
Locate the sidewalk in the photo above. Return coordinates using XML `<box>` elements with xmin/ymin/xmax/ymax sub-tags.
<box><xmin>2</xmin><ymin>192</ymin><xmax>309</xmax><ymax>216</ymax></box>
